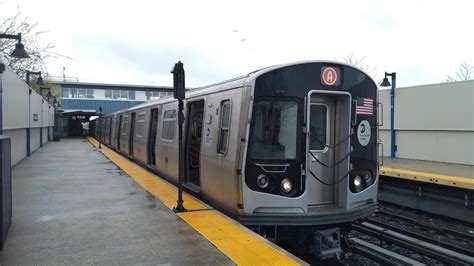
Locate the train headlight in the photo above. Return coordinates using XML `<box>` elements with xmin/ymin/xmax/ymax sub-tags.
<box><xmin>363</xmin><ymin>171</ymin><xmax>373</xmax><ymax>186</ymax></box>
<box><xmin>351</xmin><ymin>175</ymin><xmax>364</xmax><ymax>193</ymax></box>
<box><xmin>257</xmin><ymin>174</ymin><xmax>270</xmax><ymax>189</ymax></box>
<box><xmin>281</xmin><ymin>178</ymin><xmax>293</xmax><ymax>194</ymax></box>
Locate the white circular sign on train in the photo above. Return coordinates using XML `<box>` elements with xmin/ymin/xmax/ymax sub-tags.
<box><xmin>357</xmin><ymin>120</ymin><xmax>371</xmax><ymax>146</ymax></box>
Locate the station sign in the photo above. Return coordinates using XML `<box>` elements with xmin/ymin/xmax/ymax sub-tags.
<box><xmin>321</xmin><ymin>66</ymin><xmax>342</xmax><ymax>86</ymax></box>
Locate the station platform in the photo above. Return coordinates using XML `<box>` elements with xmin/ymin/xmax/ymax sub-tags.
<box><xmin>0</xmin><ymin>138</ymin><xmax>304</xmax><ymax>265</ymax></box>
<box><xmin>380</xmin><ymin>157</ymin><xmax>474</xmax><ymax>190</ymax></box>
<box><xmin>379</xmin><ymin>157</ymin><xmax>473</xmax><ymax>223</ymax></box>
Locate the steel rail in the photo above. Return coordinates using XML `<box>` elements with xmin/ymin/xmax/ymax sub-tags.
<box><xmin>353</xmin><ymin>222</ymin><xmax>474</xmax><ymax>265</ymax></box>
<box><xmin>350</xmin><ymin>237</ymin><xmax>425</xmax><ymax>266</ymax></box>
<box><xmin>377</xmin><ymin>210</ymin><xmax>474</xmax><ymax>241</ymax></box>
<box><xmin>368</xmin><ymin>215</ymin><xmax>474</xmax><ymax>257</ymax></box>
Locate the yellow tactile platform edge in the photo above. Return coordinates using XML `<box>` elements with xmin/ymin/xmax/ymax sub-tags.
<box><xmin>380</xmin><ymin>166</ymin><xmax>474</xmax><ymax>190</ymax></box>
<box><xmin>88</xmin><ymin>137</ymin><xmax>305</xmax><ymax>265</ymax></box>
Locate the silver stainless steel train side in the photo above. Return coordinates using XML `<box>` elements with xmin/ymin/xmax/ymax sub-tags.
<box><xmin>92</xmin><ymin>61</ymin><xmax>379</xmax><ymax>259</ymax></box>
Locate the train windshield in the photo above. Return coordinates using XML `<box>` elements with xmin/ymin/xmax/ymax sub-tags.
<box><xmin>250</xmin><ymin>100</ymin><xmax>298</xmax><ymax>160</ymax></box>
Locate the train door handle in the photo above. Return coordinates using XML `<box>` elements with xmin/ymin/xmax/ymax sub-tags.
<box><xmin>378</xmin><ymin>140</ymin><xmax>384</xmax><ymax>166</ymax></box>
<box><xmin>377</xmin><ymin>102</ymin><xmax>383</xmax><ymax>126</ymax></box>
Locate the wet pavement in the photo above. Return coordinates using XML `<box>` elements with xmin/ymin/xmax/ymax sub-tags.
<box><xmin>0</xmin><ymin>138</ymin><xmax>232</xmax><ymax>265</ymax></box>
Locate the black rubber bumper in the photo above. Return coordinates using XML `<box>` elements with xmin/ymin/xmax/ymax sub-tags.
<box><xmin>237</xmin><ymin>203</ymin><xmax>378</xmax><ymax>226</ymax></box>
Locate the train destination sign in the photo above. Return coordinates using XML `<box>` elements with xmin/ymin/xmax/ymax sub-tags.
<box><xmin>321</xmin><ymin>66</ymin><xmax>341</xmax><ymax>86</ymax></box>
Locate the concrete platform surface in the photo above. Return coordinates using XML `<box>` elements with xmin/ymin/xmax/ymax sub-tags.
<box><xmin>383</xmin><ymin>157</ymin><xmax>474</xmax><ymax>178</ymax></box>
<box><xmin>0</xmin><ymin>138</ymin><xmax>232</xmax><ymax>265</ymax></box>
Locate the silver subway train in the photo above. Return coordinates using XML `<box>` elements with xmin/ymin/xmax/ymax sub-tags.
<box><xmin>92</xmin><ymin>61</ymin><xmax>380</xmax><ymax>259</ymax></box>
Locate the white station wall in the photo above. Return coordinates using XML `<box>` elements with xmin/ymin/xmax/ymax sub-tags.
<box><xmin>379</xmin><ymin>80</ymin><xmax>474</xmax><ymax>165</ymax></box>
<box><xmin>2</xmin><ymin>68</ymin><xmax>29</xmax><ymax>129</ymax></box>
<box><xmin>2</xmin><ymin>67</ymin><xmax>54</xmax><ymax>165</ymax></box>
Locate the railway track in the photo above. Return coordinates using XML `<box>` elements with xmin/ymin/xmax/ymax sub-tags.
<box><xmin>353</xmin><ymin>221</ymin><xmax>474</xmax><ymax>265</ymax></box>
<box><xmin>371</xmin><ymin>210</ymin><xmax>474</xmax><ymax>257</ymax></box>
<box><xmin>350</xmin><ymin>237</ymin><xmax>424</xmax><ymax>265</ymax></box>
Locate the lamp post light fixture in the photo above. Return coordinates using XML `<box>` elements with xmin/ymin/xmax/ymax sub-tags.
<box><xmin>0</xmin><ymin>33</ymin><xmax>30</xmax><ymax>59</ymax></box>
<box><xmin>40</xmin><ymin>87</ymin><xmax>51</xmax><ymax>100</ymax></box>
<box><xmin>26</xmin><ymin>70</ymin><xmax>45</xmax><ymax>87</ymax></box>
<box><xmin>98</xmin><ymin>107</ymin><xmax>103</xmax><ymax>149</ymax></box>
<box><xmin>380</xmin><ymin>72</ymin><xmax>397</xmax><ymax>158</ymax></box>
<box><xmin>46</xmin><ymin>90</ymin><xmax>53</xmax><ymax>103</ymax></box>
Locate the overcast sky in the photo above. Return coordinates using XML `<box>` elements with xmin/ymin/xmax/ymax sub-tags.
<box><xmin>1</xmin><ymin>0</ymin><xmax>473</xmax><ymax>88</ymax></box>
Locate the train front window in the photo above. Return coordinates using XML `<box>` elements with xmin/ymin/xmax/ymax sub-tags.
<box><xmin>250</xmin><ymin>100</ymin><xmax>298</xmax><ymax>160</ymax></box>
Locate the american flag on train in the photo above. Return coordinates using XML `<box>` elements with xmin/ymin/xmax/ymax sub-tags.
<box><xmin>355</xmin><ymin>97</ymin><xmax>374</xmax><ymax>115</ymax></box>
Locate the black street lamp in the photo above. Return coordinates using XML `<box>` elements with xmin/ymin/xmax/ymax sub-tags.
<box><xmin>40</xmin><ymin>86</ymin><xmax>51</xmax><ymax>98</ymax></box>
<box><xmin>46</xmin><ymin>90</ymin><xmax>53</xmax><ymax>103</ymax></box>
<box><xmin>0</xmin><ymin>33</ymin><xmax>30</xmax><ymax>59</ymax></box>
<box><xmin>26</xmin><ymin>70</ymin><xmax>45</xmax><ymax>87</ymax></box>
<box><xmin>98</xmin><ymin>107</ymin><xmax>102</xmax><ymax>149</ymax></box>
<box><xmin>380</xmin><ymin>72</ymin><xmax>397</xmax><ymax>158</ymax></box>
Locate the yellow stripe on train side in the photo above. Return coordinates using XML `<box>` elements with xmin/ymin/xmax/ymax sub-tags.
<box><xmin>380</xmin><ymin>166</ymin><xmax>474</xmax><ymax>190</ymax></box>
<box><xmin>88</xmin><ymin>137</ymin><xmax>305</xmax><ymax>266</ymax></box>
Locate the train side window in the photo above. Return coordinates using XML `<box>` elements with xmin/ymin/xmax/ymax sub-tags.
<box><xmin>122</xmin><ymin>116</ymin><xmax>129</xmax><ymax>135</ymax></box>
<box><xmin>217</xmin><ymin>100</ymin><xmax>231</xmax><ymax>154</ymax></box>
<box><xmin>136</xmin><ymin>113</ymin><xmax>146</xmax><ymax>137</ymax></box>
<box><xmin>162</xmin><ymin>109</ymin><xmax>177</xmax><ymax>141</ymax></box>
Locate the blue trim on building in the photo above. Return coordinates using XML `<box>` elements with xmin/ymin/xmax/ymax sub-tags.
<box><xmin>60</xmin><ymin>99</ymin><xmax>146</xmax><ymax>115</ymax></box>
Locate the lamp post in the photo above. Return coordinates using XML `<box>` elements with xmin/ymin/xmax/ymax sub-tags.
<box><xmin>46</xmin><ymin>90</ymin><xmax>53</xmax><ymax>103</ymax></box>
<box><xmin>381</xmin><ymin>72</ymin><xmax>397</xmax><ymax>158</ymax></box>
<box><xmin>0</xmin><ymin>32</ymin><xmax>30</xmax><ymax>135</ymax></box>
<box><xmin>24</xmin><ymin>71</ymin><xmax>44</xmax><ymax>156</ymax></box>
<box><xmin>40</xmin><ymin>87</ymin><xmax>51</xmax><ymax>100</ymax></box>
<box><xmin>171</xmin><ymin>61</ymin><xmax>187</xmax><ymax>213</ymax></box>
<box><xmin>26</xmin><ymin>70</ymin><xmax>45</xmax><ymax>87</ymax></box>
<box><xmin>98</xmin><ymin>107</ymin><xmax>102</xmax><ymax>149</ymax></box>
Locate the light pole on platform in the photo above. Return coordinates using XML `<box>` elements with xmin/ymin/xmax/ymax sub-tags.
<box><xmin>171</xmin><ymin>61</ymin><xmax>187</xmax><ymax>213</ymax></box>
<box><xmin>380</xmin><ymin>72</ymin><xmax>397</xmax><ymax>158</ymax></box>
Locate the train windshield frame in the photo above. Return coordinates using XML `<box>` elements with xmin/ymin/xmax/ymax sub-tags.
<box><xmin>249</xmin><ymin>99</ymin><xmax>299</xmax><ymax>161</ymax></box>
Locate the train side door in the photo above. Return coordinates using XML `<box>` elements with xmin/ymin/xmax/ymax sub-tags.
<box><xmin>147</xmin><ymin>108</ymin><xmax>159</xmax><ymax>166</ymax></box>
<box><xmin>129</xmin><ymin>112</ymin><xmax>136</xmax><ymax>156</ymax></box>
<box><xmin>185</xmin><ymin>100</ymin><xmax>204</xmax><ymax>191</ymax></box>
<box><xmin>307</xmin><ymin>96</ymin><xmax>336</xmax><ymax>205</ymax></box>
<box><xmin>109</xmin><ymin>117</ymin><xmax>113</xmax><ymax>145</ymax></box>
<box><xmin>118</xmin><ymin>115</ymin><xmax>122</xmax><ymax>149</ymax></box>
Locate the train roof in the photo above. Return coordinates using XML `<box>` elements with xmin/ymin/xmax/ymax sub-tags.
<box><xmin>104</xmin><ymin>60</ymin><xmax>377</xmax><ymax>116</ymax></box>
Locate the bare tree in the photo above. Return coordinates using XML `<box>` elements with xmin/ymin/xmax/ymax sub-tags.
<box><xmin>446</xmin><ymin>62</ymin><xmax>473</xmax><ymax>82</ymax></box>
<box><xmin>0</xmin><ymin>7</ymin><xmax>57</xmax><ymax>77</ymax></box>
<box><xmin>339</xmin><ymin>52</ymin><xmax>376</xmax><ymax>75</ymax></box>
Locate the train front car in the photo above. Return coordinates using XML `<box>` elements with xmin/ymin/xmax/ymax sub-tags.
<box><xmin>240</xmin><ymin>61</ymin><xmax>379</xmax><ymax>259</ymax></box>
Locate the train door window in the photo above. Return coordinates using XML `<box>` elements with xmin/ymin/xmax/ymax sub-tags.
<box><xmin>118</xmin><ymin>115</ymin><xmax>122</xmax><ymax>148</ymax></box>
<box><xmin>108</xmin><ymin>117</ymin><xmax>113</xmax><ymax>144</ymax></box>
<box><xmin>185</xmin><ymin>100</ymin><xmax>204</xmax><ymax>189</ymax></box>
<box><xmin>129</xmin><ymin>113</ymin><xmax>136</xmax><ymax>156</ymax></box>
<box><xmin>309</xmin><ymin>105</ymin><xmax>328</xmax><ymax>151</ymax></box>
<box><xmin>161</xmin><ymin>109</ymin><xmax>176</xmax><ymax>141</ymax></box>
<box><xmin>217</xmin><ymin>100</ymin><xmax>231</xmax><ymax>154</ymax></box>
<box><xmin>136</xmin><ymin>113</ymin><xmax>146</xmax><ymax>138</ymax></box>
<box><xmin>122</xmin><ymin>115</ymin><xmax>129</xmax><ymax>135</ymax></box>
<box><xmin>147</xmin><ymin>108</ymin><xmax>159</xmax><ymax>166</ymax></box>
